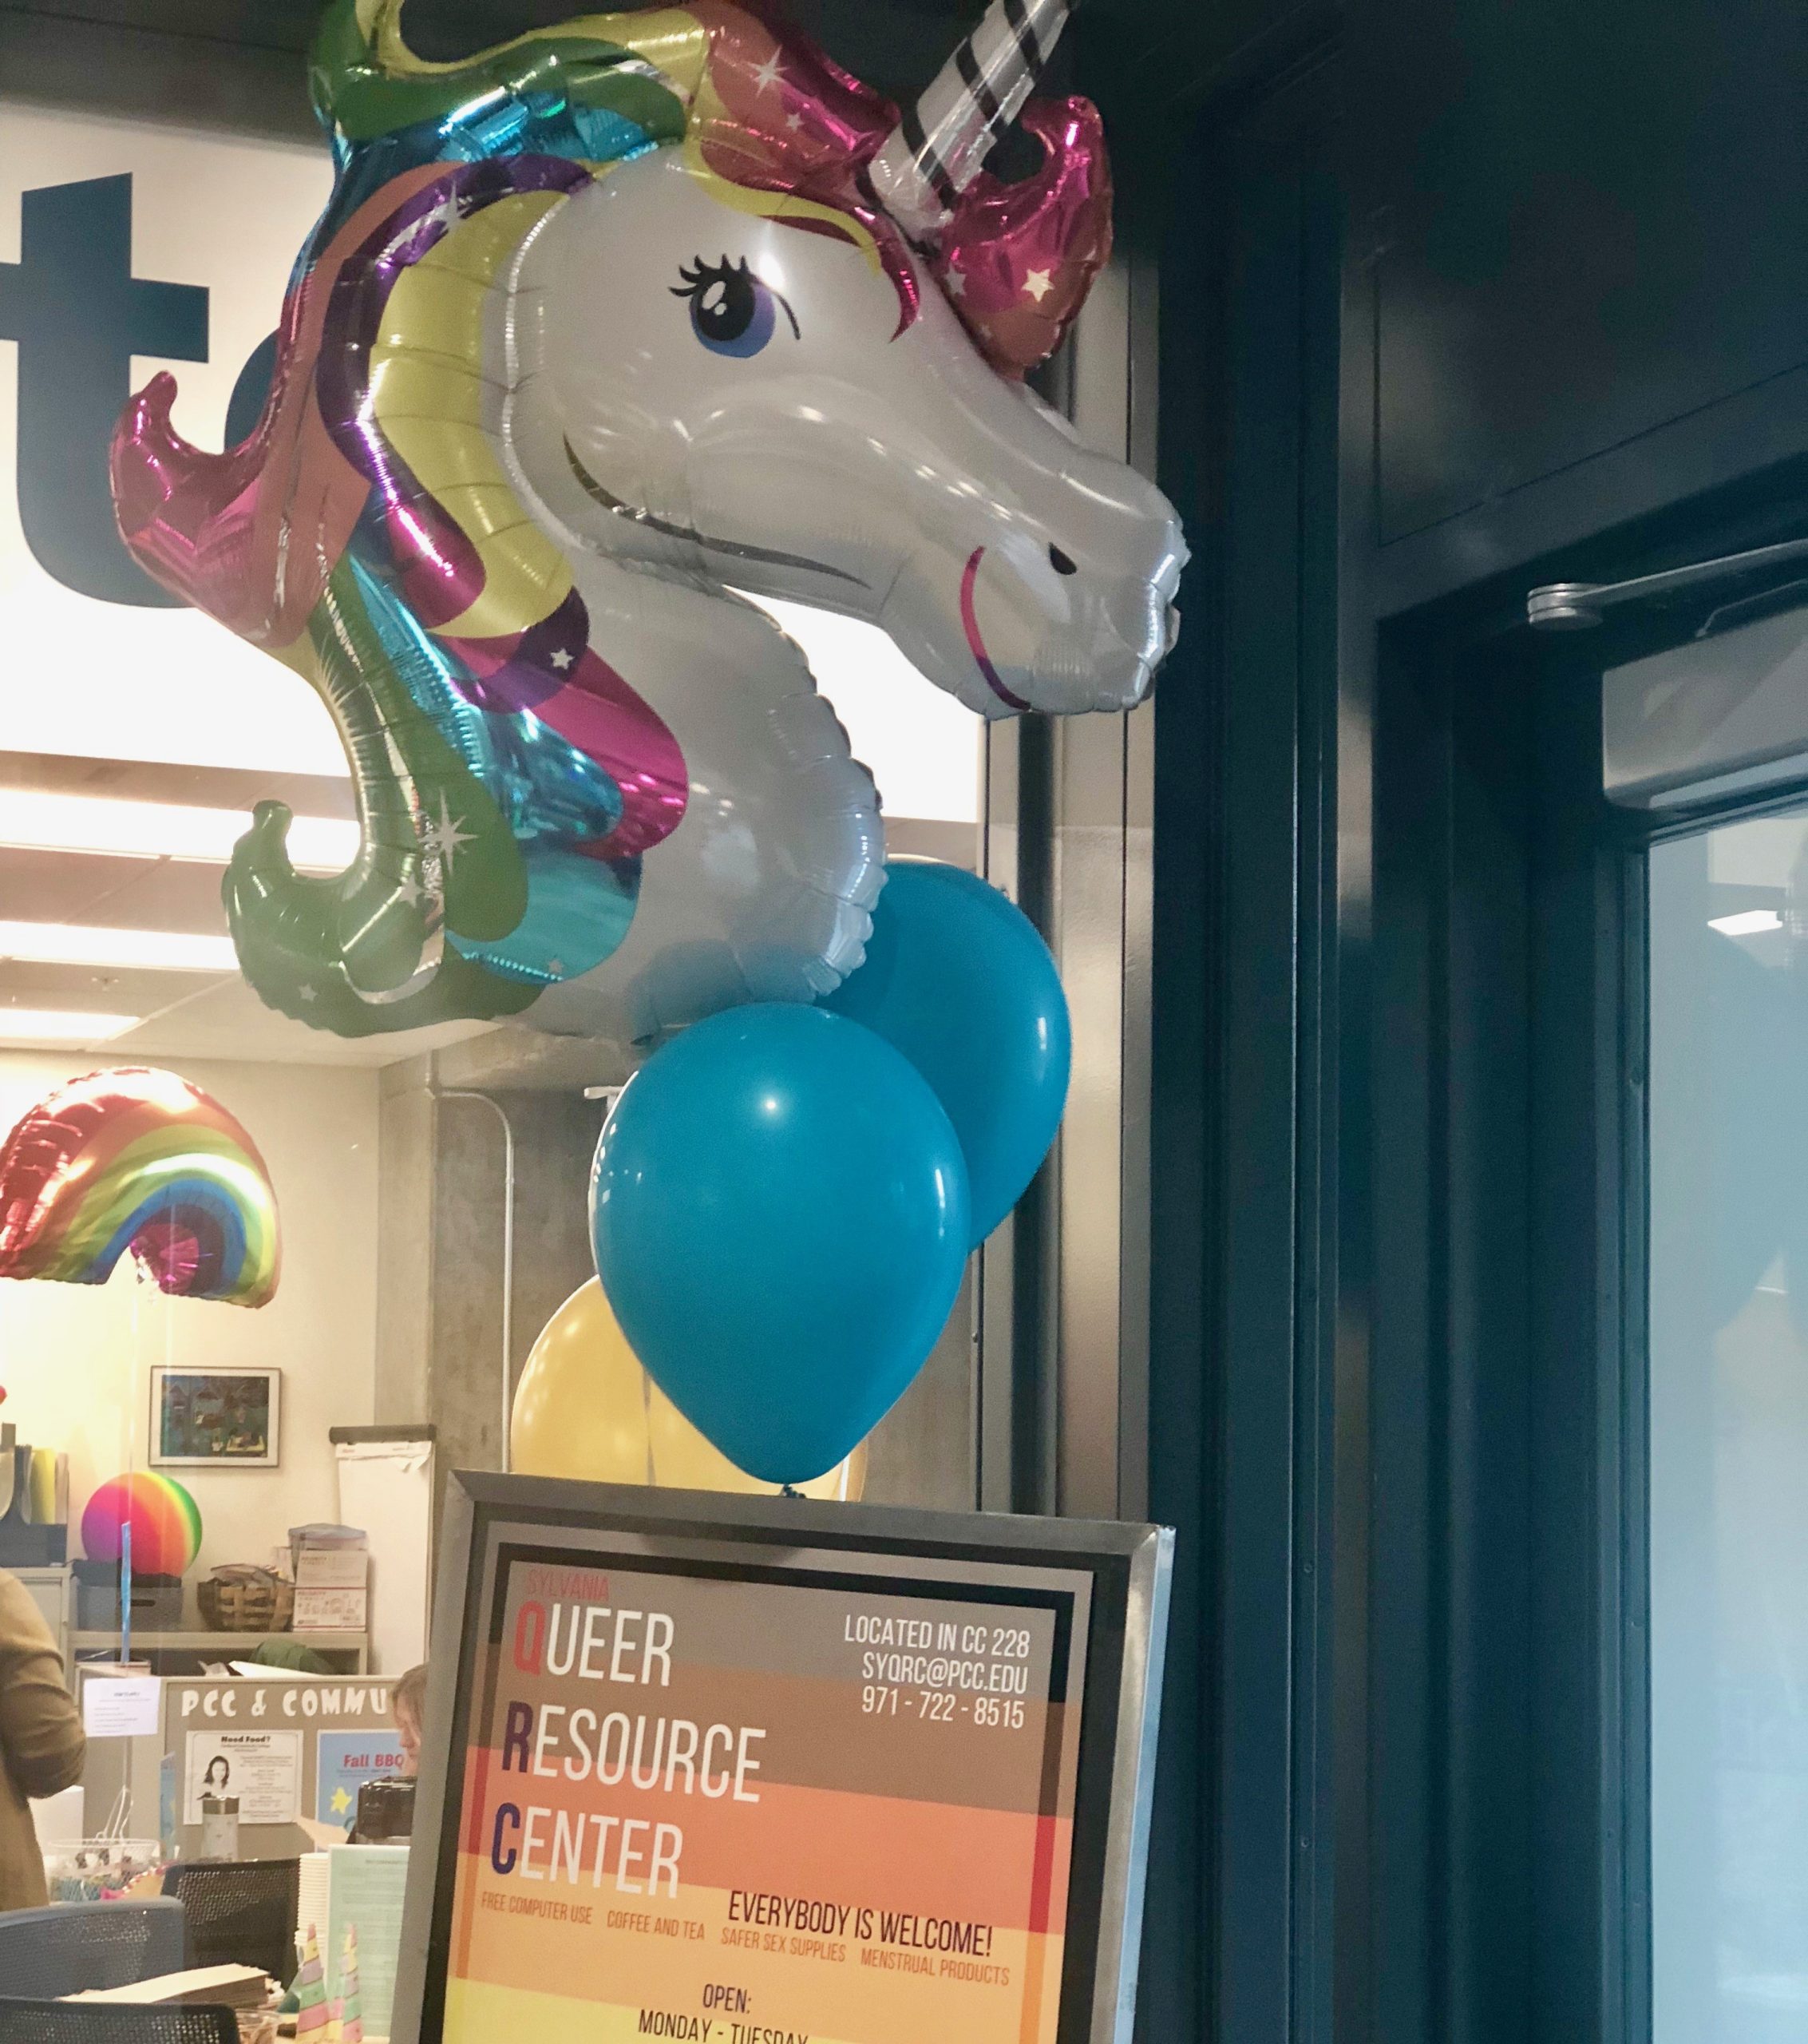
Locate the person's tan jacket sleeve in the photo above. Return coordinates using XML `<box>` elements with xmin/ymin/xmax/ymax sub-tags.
<box><xmin>0</xmin><ymin>1571</ymin><xmax>85</xmax><ymax>1800</ymax></box>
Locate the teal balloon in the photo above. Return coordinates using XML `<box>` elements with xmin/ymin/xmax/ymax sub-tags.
<box><xmin>590</xmin><ymin>1005</ymin><xmax>970</xmax><ymax>1484</ymax></box>
<box><xmin>824</xmin><ymin>861</ymin><xmax>1070</xmax><ymax>1244</ymax></box>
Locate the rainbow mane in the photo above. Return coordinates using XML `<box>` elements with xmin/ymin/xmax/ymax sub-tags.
<box><xmin>110</xmin><ymin>0</ymin><xmax>909</xmax><ymax>1039</ymax></box>
<box><xmin>0</xmin><ymin>1069</ymin><xmax>281</xmax><ymax>1309</ymax></box>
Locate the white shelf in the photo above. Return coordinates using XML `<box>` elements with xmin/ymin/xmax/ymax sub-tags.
<box><xmin>70</xmin><ymin>1630</ymin><xmax>366</xmax><ymax>1649</ymax></box>
<box><xmin>69</xmin><ymin>1628</ymin><xmax>369</xmax><ymax>1674</ymax></box>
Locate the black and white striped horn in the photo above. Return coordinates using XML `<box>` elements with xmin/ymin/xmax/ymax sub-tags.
<box><xmin>868</xmin><ymin>0</ymin><xmax>1073</xmax><ymax>241</ymax></box>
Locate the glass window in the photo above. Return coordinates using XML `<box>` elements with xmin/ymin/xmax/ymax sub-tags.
<box><xmin>1651</xmin><ymin>806</ymin><xmax>1808</xmax><ymax>2042</ymax></box>
<box><xmin>0</xmin><ymin>101</ymin><xmax>987</xmax><ymax>1784</ymax></box>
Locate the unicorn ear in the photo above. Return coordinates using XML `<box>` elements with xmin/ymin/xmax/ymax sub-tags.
<box><xmin>927</xmin><ymin>97</ymin><xmax>1113</xmax><ymax>379</ymax></box>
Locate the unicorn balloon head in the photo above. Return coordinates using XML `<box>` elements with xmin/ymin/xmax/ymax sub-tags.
<box><xmin>112</xmin><ymin>0</ymin><xmax>1186</xmax><ymax>1043</ymax></box>
<box><xmin>516</xmin><ymin>129</ymin><xmax>1181</xmax><ymax>720</ymax></box>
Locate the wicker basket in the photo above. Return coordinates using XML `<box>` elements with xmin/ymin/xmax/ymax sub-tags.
<box><xmin>198</xmin><ymin>1565</ymin><xmax>294</xmax><ymax>1634</ymax></box>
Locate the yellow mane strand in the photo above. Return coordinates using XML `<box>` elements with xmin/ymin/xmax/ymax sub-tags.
<box><xmin>370</xmin><ymin>192</ymin><xmax>576</xmax><ymax>642</ymax></box>
<box><xmin>685</xmin><ymin>53</ymin><xmax>886</xmax><ymax>275</ymax></box>
<box><xmin>357</xmin><ymin>0</ymin><xmax>883</xmax><ymax>646</ymax></box>
<box><xmin>362</xmin><ymin>0</ymin><xmax>710</xmax><ymax>102</ymax></box>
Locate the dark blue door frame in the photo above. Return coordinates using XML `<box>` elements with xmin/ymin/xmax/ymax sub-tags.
<box><xmin>1137</xmin><ymin>41</ymin><xmax>1354</xmax><ymax>2044</ymax></box>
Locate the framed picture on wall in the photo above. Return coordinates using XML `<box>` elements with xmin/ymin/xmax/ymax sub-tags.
<box><xmin>150</xmin><ymin>1366</ymin><xmax>282</xmax><ymax>1468</ymax></box>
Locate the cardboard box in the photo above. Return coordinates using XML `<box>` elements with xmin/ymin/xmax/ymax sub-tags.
<box><xmin>295</xmin><ymin>1548</ymin><xmax>368</xmax><ymax>1589</ymax></box>
<box><xmin>292</xmin><ymin>1585</ymin><xmax>367</xmax><ymax>1632</ymax></box>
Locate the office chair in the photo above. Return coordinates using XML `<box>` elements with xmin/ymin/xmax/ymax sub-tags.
<box><xmin>0</xmin><ymin>2003</ymin><xmax>237</xmax><ymax>2044</ymax></box>
<box><xmin>0</xmin><ymin>1901</ymin><xmax>186</xmax><ymax>1999</ymax></box>
<box><xmin>160</xmin><ymin>1858</ymin><xmax>299</xmax><ymax>1986</ymax></box>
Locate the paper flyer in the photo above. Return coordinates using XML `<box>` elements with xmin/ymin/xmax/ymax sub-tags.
<box><xmin>82</xmin><ymin>1674</ymin><xmax>160</xmax><ymax>1740</ymax></box>
<box><xmin>184</xmin><ymin>1729</ymin><xmax>302</xmax><ymax>1825</ymax></box>
<box><xmin>327</xmin><ymin>1843</ymin><xmax>409</xmax><ymax>2034</ymax></box>
<box><xmin>317</xmin><ymin>1730</ymin><xmax>409</xmax><ymax>1826</ymax></box>
<box><xmin>442</xmin><ymin>1550</ymin><xmax>1088</xmax><ymax>2044</ymax></box>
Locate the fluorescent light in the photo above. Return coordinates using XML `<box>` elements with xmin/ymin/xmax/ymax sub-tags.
<box><xmin>0</xmin><ymin>921</ymin><xmax>238</xmax><ymax>973</ymax></box>
<box><xmin>1710</xmin><ymin>909</ymin><xmax>1785</xmax><ymax>937</ymax></box>
<box><xmin>0</xmin><ymin>1008</ymin><xmax>138</xmax><ymax>1043</ymax></box>
<box><xmin>0</xmin><ymin>790</ymin><xmax>358</xmax><ymax>873</ymax></box>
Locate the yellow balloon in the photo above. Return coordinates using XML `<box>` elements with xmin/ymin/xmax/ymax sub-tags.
<box><xmin>511</xmin><ymin>1279</ymin><xmax>867</xmax><ymax>1502</ymax></box>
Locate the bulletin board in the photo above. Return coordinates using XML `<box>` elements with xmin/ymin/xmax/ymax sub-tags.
<box><xmin>80</xmin><ymin>1672</ymin><xmax>404</xmax><ymax>1860</ymax></box>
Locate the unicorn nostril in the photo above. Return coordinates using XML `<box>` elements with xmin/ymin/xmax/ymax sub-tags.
<box><xmin>1049</xmin><ymin>545</ymin><xmax>1078</xmax><ymax>576</ymax></box>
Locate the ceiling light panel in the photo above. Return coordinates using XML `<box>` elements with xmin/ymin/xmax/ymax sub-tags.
<box><xmin>0</xmin><ymin>1008</ymin><xmax>138</xmax><ymax>1044</ymax></box>
<box><xmin>0</xmin><ymin>790</ymin><xmax>357</xmax><ymax>873</ymax></box>
<box><xmin>0</xmin><ymin>922</ymin><xmax>237</xmax><ymax>972</ymax></box>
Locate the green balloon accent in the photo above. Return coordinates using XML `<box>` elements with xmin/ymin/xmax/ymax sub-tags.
<box><xmin>224</xmin><ymin>561</ymin><xmax>541</xmax><ymax>1038</ymax></box>
<box><xmin>310</xmin><ymin>0</ymin><xmax>688</xmax><ymax>149</ymax></box>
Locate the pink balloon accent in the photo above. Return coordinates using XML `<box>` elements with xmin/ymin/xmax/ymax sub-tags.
<box><xmin>444</xmin><ymin>615</ymin><xmax>690</xmax><ymax>859</ymax></box>
<box><xmin>929</xmin><ymin>97</ymin><xmax>1114</xmax><ymax>379</ymax></box>
<box><xmin>688</xmin><ymin>1</ymin><xmax>922</xmax><ymax>336</ymax></box>
<box><xmin>960</xmin><ymin>548</ymin><xmax>1029</xmax><ymax>712</ymax></box>
<box><xmin>110</xmin><ymin>164</ymin><xmax>448</xmax><ymax>641</ymax></box>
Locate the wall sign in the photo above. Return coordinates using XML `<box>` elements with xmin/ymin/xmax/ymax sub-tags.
<box><xmin>0</xmin><ymin>99</ymin><xmax>979</xmax><ymax>815</ymax></box>
<box><xmin>317</xmin><ymin>1729</ymin><xmax>410</xmax><ymax>1825</ymax></box>
<box><xmin>0</xmin><ymin>98</ymin><xmax>344</xmax><ymax>773</ymax></box>
<box><xmin>396</xmin><ymin>1477</ymin><xmax>1170</xmax><ymax>2044</ymax></box>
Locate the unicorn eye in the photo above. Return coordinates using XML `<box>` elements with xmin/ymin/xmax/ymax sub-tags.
<box><xmin>672</xmin><ymin>256</ymin><xmax>797</xmax><ymax>358</ymax></box>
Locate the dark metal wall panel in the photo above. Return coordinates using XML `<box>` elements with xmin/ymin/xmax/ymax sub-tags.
<box><xmin>1351</xmin><ymin>0</ymin><xmax>1808</xmax><ymax>613</ymax></box>
<box><xmin>0</xmin><ymin>10</ymin><xmax>312</xmax><ymax>137</ymax></box>
<box><xmin>1082</xmin><ymin>0</ymin><xmax>1335</xmax><ymax>132</ymax></box>
<box><xmin>0</xmin><ymin>0</ymin><xmax>987</xmax><ymax>79</ymax></box>
<box><xmin>0</xmin><ymin>0</ymin><xmax>989</xmax><ymax>129</ymax></box>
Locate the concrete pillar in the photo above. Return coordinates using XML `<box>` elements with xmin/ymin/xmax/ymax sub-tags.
<box><xmin>373</xmin><ymin>1037</ymin><xmax>975</xmax><ymax>1505</ymax></box>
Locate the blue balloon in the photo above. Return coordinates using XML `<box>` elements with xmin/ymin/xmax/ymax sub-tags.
<box><xmin>824</xmin><ymin>861</ymin><xmax>1070</xmax><ymax>1244</ymax></box>
<box><xmin>591</xmin><ymin>1004</ymin><xmax>970</xmax><ymax>1484</ymax></box>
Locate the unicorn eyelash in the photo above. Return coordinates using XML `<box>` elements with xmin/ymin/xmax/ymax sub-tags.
<box><xmin>672</xmin><ymin>256</ymin><xmax>801</xmax><ymax>340</ymax></box>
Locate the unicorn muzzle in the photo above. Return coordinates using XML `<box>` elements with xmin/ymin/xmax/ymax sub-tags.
<box><xmin>1024</xmin><ymin>512</ymin><xmax>1188</xmax><ymax>711</ymax></box>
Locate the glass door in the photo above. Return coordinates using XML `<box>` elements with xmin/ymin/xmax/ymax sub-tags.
<box><xmin>1650</xmin><ymin>803</ymin><xmax>1808</xmax><ymax>2043</ymax></box>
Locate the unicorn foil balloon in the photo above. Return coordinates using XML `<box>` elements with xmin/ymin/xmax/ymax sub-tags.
<box><xmin>111</xmin><ymin>0</ymin><xmax>1186</xmax><ymax>1043</ymax></box>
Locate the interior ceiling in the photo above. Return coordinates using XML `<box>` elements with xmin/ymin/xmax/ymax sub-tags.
<box><xmin>0</xmin><ymin>0</ymin><xmax>1296</xmax><ymax>109</ymax></box>
<box><xmin>0</xmin><ymin>749</ymin><xmax>493</xmax><ymax>1068</ymax></box>
<box><xmin>0</xmin><ymin>0</ymin><xmax>986</xmax><ymax>97</ymax></box>
<box><xmin>0</xmin><ymin>743</ymin><xmax>971</xmax><ymax>1072</ymax></box>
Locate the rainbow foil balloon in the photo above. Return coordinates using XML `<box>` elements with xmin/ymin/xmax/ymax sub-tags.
<box><xmin>0</xmin><ymin>1068</ymin><xmax>280</xmax><ymax>1308</ymax></box>
<box><xmin>81</xmin><ymin>1472</ymin><xmax>204</xmax><ymax>1575</ymax></box>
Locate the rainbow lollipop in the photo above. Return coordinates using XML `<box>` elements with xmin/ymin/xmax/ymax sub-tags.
<box><xmin>82</xmin><ymin>1472</ymin><xmax>203</xmax><ymax>1575</ymax></box>
<box><xmin>0</xmin><ymin>1068</ymin><xmax>279</xmax><ymax>1307</ymax></box>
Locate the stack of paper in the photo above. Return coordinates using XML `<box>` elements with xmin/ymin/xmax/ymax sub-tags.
<box><xmin>297</xmin><ymin>1849</ymin><xmax>332</xmax><ymax>1977</ymax></box>
<box><xmin>325</xmin><ymin>1844</ymin><xmax>409</xmax><ymax>2038</ymax></box>
<box><xmin>66</xmin><ymin>1965</ymin><xmax>273</xmax><ymax>2010</ymax></box>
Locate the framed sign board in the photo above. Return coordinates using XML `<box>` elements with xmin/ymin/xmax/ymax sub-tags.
<box><xmin>394</xmin><ymin>1474</ymin><xmax>1173</xmax><ymax>2044</ymax></box>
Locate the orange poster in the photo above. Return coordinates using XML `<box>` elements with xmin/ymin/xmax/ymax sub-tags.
<box><xmin>438</xmin><ymin>1542</ymin><xmax>1091</xmax><ymax>2044</ymax></box>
